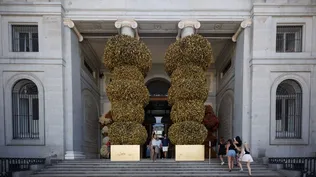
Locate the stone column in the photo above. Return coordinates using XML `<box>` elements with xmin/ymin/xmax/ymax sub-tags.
<box><xmin>177</xmin><ymin>19</ymin><xmax>201</xmax><ymax>39</ymax></box>
<box><xmin>233</xmin><ymin>19</ymin><xmax>252</xmax><ymax>145</ymax></box>
<box><xmin>63</xmin><ymin>20</ymin><xmax>85</xmax><ymax>160</ymax></box>
<box><xmin>115</xmin><ymin>19</ymin><xmax>138</xmax><ymax>38</ymax></box>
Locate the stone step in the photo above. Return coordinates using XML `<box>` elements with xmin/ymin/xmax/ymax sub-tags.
<box><xmin>60</xmin><ymin>160</ymin><xmax>224</xmax><ymax>163</ymax></box>
<box><xmin>31</xmin><ymin>173</ymin><xmax>282</xmax><ymax>177</ymax></box>
<box><xmin>31</xmin><ymin>159</ymin><xmax>283</xmax><ymax>177</ymax></box>
<box><xmin>60</xmin><ymin>160</ymin><xmax>225</xmax><ymax>163</ymax></box>
<box><xmin>45</xmin><ymin>167</ymin><xmax>269</xmax><ymax>171</ymax></box>
<box><xmin>52</xmin><ymin>164</ymin><xmax>267</xmax><ymax>167</ymax></box>
<box><xmin>43</xmin><ymin>167</ymin><xmax>270</xmax><ymax>171</ymax></box>
<box><xmin>55</xmin><ymin>161</ymin><xmax>266</xmax><ymax>165</ymax></box>
<box><xmin>58</xmin><ymin>162</ymin><xmax>264</xmax><ymax>165</ymax></box>
<box><xmin>35</xmin><ymin>170</ymin><xmax>278</xmax><ymax>174</ymax></box>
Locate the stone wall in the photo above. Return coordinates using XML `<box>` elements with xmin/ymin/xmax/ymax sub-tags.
<box><xmin>0</xmin><ymin>12</ymin><xmax>65</xmax><ymax>158</ymax></box>
<box><xmin>250</xmin><ymin>2</ymin><xmax>316</xmax><ymax>158</ymax></box>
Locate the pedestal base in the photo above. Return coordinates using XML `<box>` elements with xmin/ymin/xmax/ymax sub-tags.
<box><xmin>111</xmin><ymin>145</ymin><xmax>140</xmax><ymax>161</ymax></box>
<box><xmin>175</xmin><ymin>145</ymin><xmax>205</xmax><ymax>161</ymax></box>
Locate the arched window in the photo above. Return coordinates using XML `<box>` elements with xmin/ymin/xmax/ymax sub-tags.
<box><xmin>275</xmin><ymin>79</ymin><xmax>302</xmax><ymax>139</ymax></box>
<box><xmin>12</xmin><ymin>79</ymin><xmax>39</xmax><ymax>139</ymax></box>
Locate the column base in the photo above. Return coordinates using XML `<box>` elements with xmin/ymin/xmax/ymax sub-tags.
<box><xmin>64</xmin><ymin>151</ymin><xmax>85</xmax><ymax>160</ymax></box>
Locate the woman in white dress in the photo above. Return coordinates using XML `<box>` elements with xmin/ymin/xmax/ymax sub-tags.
<box><xmin>236</xmin><ymin>142</ymin><xmax>253</xmax><ymax>176</ymax></box>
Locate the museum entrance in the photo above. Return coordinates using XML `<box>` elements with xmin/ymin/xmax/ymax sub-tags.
<box><xmin>142</xmin><ymin>78</ymin><xmax>174</xmax><ymax>158</ymax></box>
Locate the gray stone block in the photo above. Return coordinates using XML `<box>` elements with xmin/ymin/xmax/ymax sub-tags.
<box><xmin>279</xmin><ymin>169</ymin><xmax>301</xmax><ymax>177</ymax></box>
<box><xmin>30</xmin><ymin>164</ymin><xmax>45</xmax><ymax>171</ymax></box>
<box><xmin>12</xmin><ymin>171</ymin><xmax>33</xmax><ymax>177</ymax></box>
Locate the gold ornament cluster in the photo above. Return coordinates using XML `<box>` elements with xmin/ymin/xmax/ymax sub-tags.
<box><xmin>103</xmin><ymin>35</ymin><xmax>152</xmax><ymax>145</ymax></box>
<box><xmin>165</xmin><ymin>34</ymin><xmax>214</xmax><ymax>145</ymax></box>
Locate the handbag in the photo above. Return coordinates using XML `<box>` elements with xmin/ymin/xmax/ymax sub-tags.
<box><xmin>154</xmin><ymin>146</ymin><xmax>160</xmax><ymax>153</ymax></box>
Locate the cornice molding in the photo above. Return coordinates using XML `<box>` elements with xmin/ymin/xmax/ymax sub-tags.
<box><xmin>253</xmin><ymin>3</ymin><xmax>316</xmax><ymax>7</ymax></box>
<box><xmin>0</xmin><ymin>2</ymin><xmax>62</xmax><ymax>6</ymax></box>
<box><xmin>0</xmin><ymin>2</ymin><xmax>64</xmax><ymax>15</ymax></box>
<box><xmin>251</xmin><ymin>4</ymin><xmax>316</xmax><ymax>16</ymax></box>
<box><xmin>249</xmin><ymin>58</ymin><xmax>316</xmax><ymax>67</ymax></box>
<box><xmin>65</xmin><ymin>10</ymin><xmax>249</xmax><ymax>21</ymax></box>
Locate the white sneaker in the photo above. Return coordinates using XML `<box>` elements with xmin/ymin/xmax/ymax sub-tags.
<box><xmin>221</xmin><ymin>162</ymin><xmax>224</xmax><ymax>165</ymax></box>
<box><xmin>239</xmin><ymin>169</ymin><xmax>243</xmax><ymax>172</ymax></box>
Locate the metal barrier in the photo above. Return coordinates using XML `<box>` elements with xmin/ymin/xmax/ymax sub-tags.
<box><xmin>269</xmin><ymin>157</ymin><xmax>316</xmax><ymax>177</ymax></box>
<box><xmin>0</xmin><ymin>158</ymin><xmax>45</xmax><ymax>177</ymax></box>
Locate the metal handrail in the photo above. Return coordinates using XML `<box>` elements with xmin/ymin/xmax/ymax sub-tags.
<box><xmin>269</xmin><ymin>157</ymin><xmax>316</xmax><ymax>177</ymax></box>
<box><xmin>0</xmin><ymin>158</ymin><xmax>45</xmax><ymax>177</ymax></box>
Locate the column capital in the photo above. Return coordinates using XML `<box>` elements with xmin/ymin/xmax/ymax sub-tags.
<box><xmin>114</xmin><ymin>19</ymin><xmax>139</xmax><ymax>39</ymax></box>
<box><xmin>63</xmin><ymin>18</ymin><xmax>83</xmax><ymax>42</ymax></box>
<box><xmin>63</xmin><ymin>18</ymin><xmax>75</xmax><ymax>28</ymax></box>
<box><xmin>114</xmin><ymin>19</ymin><xmax>138</xmax><ymax>29</ymax></box>
<box><xmin>232</xmin><ymin>18</ymin><xmax>252</xmax><ymax>42</ymax></box>
<box><xmin>176</xmin><ymin>19</ymin><xmax>201</xmax><ymax>40</ymax></box>
<box><xmin>240</xmin><ymin>18</ymin><xmax>252</xmax><ymax>29</ymax></box>
<box><xmin>177</xmin><ymin>19</ymin><xmax>201</xmax><ymax>30</ymax></box>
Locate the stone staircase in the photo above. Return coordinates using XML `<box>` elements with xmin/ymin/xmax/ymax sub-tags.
<box><xmin>30</xmin><ymin>159</ymin><xmax>283</xmax><ymax>177</ymax></box>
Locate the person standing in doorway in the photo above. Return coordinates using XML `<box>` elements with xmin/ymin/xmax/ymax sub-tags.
<box><xmin>217</xmin><ymin>137</ymin><xmax>226</xmax><ymax>165</ymax></box>
<box><xmin>162</xmin><ymin>134</ymin><xmax>170</xmax><ymax>159</ymax></box>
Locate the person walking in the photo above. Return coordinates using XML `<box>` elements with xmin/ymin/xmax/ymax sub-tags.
<box><xmin>226</xmin><ymin>139</ymin><xmax>236</xmax><ymax>172</ymax></box>
<box><xmin>217</xmin><ymin>137</ymin><xmax>226</xmax><ymax>165</ymax></box>
<box><xmin>162</xmin><ymin>134</ymin><xmax>170</xmax><ymax>159</ymax></box>
<box><xmin>151</xmin><ymin>134</ymin><xmax>162</xmax><ymax>162</ymax></box>
<box><xmin>236</xmin><ymin>142</ymin><xmax>254</xmax><ymax>176</ymax></box>
<box><xmin>149</xmin><ymin>132</ymin><xmax>156</xmax><ymax>160</ymax></box>
<box><xmin>234</xmin><ymin>136</ymin><xmax>242</xmax><ymax>166</ymax></box>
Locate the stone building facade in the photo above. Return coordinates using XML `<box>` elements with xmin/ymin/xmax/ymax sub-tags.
<box><xmin>0</xmin><ymin>0</ymin><xmax>315</xmax><ymax>159</ymax></box>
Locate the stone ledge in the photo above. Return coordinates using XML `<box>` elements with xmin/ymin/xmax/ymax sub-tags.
<box><xmin>279</xmin><ymin>169</ymin><xmax>301</xmax><ymax>177</ymax></box>
<box><xmin>11</xmin><ymin>164</ymin><xmax>45</xmax><ymax>177</ymax></box>
<box><xmin>12</xmin><ymin>170</ymin><xmax>33</xmax><ymax>177</ymax></box>
<box><xmin>30</xmin><ymin>164</ymin><xmax>45</xmax><ymax>171</ymax></box>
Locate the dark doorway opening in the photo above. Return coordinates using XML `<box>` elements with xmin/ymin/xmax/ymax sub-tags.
<box><xmin>146</xmin><ymin>78</ymin><xmax>170</xmax><ymax>97</ymax></box>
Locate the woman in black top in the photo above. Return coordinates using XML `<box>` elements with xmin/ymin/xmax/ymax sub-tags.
<box><xmin>217</xmin><ymin>137</ymin><xmax>226</xmax><ymax>165</ymax></box>
<box><xmin>234</xmin><ymin>136</ymin><xmax>242</xmax><ymax>167</ymax></box>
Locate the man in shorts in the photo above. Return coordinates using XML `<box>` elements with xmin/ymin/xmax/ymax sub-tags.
<box><xmin>162</xmin><ymin>134</ymin><xmax>170</xmax><ymax>159</ymax></box>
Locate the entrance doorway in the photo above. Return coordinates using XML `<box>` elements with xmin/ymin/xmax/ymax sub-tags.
<box><xmin>143</xmin><ymin>100</ymin><xmax>173</xmax><ymax>158</ymax></box>
<box><xmin>143</xmin><ymin>78</ymin><xmax>173</xmax><ymax>158</ymax></box>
